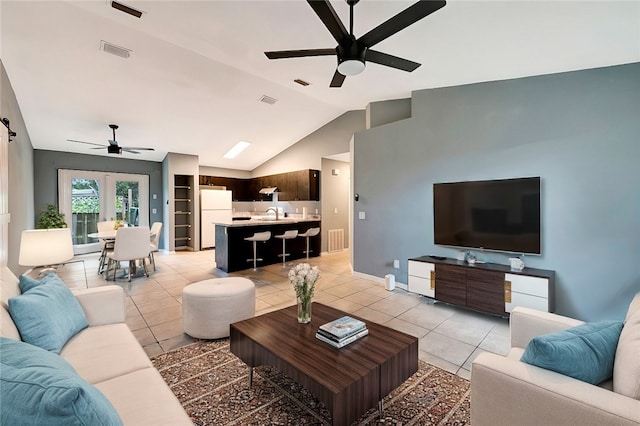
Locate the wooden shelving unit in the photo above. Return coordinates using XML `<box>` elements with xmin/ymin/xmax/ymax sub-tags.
<box><xmin>174</xmin><ymin>175</ymin><xmax>194</xmax><ymax>251</ymax></box>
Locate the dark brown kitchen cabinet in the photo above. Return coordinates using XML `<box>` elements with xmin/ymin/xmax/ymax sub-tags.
<box><xmin>200</xmin><ymin>169</ymin><xmax>320</xmax><ymax>202</ymax></box>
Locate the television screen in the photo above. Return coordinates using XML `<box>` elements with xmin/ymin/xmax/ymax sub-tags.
<box><xmin>433</xmin><ymin>177</ymin><xmax>541</xmax><ymax>254</ymax></box>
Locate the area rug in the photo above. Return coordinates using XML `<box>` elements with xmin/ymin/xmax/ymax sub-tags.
<box><xmin>151</xmin><ymin>340</ymin><xmax>471</xmax><ymax>425</ymax></box>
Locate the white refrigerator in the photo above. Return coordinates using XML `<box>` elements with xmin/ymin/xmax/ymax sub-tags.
<box><xmin>200</xmin><ymin>189</ymin><xmax>232</xmax><ymax>249</ymax></box>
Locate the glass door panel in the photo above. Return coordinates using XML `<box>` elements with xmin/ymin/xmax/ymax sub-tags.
<box><xmin>59</xmin><ymin>170</ymin><xmax>149</xmax><ymax>254</ymax></box>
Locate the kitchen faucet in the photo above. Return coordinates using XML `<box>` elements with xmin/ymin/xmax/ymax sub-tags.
<box><xmin>266</xmin><ymin>207</ymin><xmax>279</xmax><ymax>220</ymax></box>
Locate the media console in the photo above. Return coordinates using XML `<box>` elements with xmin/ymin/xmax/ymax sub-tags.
<box><xmin>407</xmin><ymin>256</ymin><xmax>555</xmax><ymax>316</ymax></box>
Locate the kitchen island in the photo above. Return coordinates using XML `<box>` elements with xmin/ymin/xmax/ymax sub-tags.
<box><xmin>214</xmin><ymin>218</ymin><xmax>321</xmax><ymax>272</ymax></box>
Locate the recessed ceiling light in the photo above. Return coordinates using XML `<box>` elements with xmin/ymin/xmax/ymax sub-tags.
<box><xmin>224</xmin><ymin>141</ymin><xmax>251</xmax><ymax>159</ymax></box>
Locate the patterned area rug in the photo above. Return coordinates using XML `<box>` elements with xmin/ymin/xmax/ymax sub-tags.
<box><xmin>151</xmin><ymin>340</ymin><xmax>471</xmax><ymax>425</ymax></box>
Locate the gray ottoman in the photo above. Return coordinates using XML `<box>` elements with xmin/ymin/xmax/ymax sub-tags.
<box><xmin>182</xmin><ymin>277</ymin><xmax>255</xmax><ymax>339</ymax></box>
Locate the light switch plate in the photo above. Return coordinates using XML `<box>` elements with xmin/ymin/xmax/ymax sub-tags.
<box><xmin>358</xmin><ymin>211</ymin><xmax>366</xmax><ymax>220</ymax></box>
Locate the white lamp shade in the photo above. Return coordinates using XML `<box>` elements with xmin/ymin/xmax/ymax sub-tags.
<box><xmin>19</xmin><ymin>228</ymin><xmax>74</xmax><ymax>267</ymax></box>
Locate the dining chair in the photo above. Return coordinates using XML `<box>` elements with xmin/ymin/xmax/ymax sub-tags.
<box><xmin>105</xmin><ymin>226</ymin><xmax>151</xmax><ymax>282</ymax></box>
<box><xmin>96</xmin><ymin>220</ymin><xmax>116</xmax><ymax>274</ymax></box>
<box><xmin>149</xmin><ymin>221</ymin><xmax>163</xmax><ymax>271</ymax></box>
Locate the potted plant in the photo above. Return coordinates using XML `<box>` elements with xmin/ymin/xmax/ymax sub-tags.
<box><xmin>36</xmin><ymin>204</ymin><xmax>67</xmax><ymax>229</ymax></box>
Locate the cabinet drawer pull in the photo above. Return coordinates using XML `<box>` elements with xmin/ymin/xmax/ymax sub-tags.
<box><xmin>504</xmin><ymin>280</ymin><xmax>512</xmax><ymax>303</ymax></box>
<box><xmin>430</xmin><ymin>270</ymin><xmax>435</xmax><ymax>289</ymax></box>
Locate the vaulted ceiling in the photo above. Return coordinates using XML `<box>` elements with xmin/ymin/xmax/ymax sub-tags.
<box><xmin>2</xmin><ymin>1</ymin><xmax>638</xmax><ymax>170</ymax></box>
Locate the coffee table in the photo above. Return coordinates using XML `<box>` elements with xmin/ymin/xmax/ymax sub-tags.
<box><xmin>230</xmin><ymin>302</ymin><xmax>418</xmax><ymax>426</ymax></box>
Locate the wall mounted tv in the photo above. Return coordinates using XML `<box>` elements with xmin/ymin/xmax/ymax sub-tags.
<box><xmin>433</xmin><ymin>177</ymin><xmax>541</xmax><ymax>255</ymax></box>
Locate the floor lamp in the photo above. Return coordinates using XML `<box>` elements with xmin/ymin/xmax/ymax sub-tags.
<box><xmin>19</xmin><ymin>228</ymin><xmax>74</xmax><ymax>276</ymax></box>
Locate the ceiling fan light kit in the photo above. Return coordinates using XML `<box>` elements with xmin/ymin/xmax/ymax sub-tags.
<box><xmin>264</xmin><ymin>0</ymin><xmax>446</xmax><ymax>87</ymax></box>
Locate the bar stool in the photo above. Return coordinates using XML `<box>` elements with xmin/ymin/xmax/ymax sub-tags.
<box><xmin>298</xmin><ymin>227</ymin><xmax>320</xmax><ymax>260</ymax></box>
<box><xmin>275</xmin><ymin>230</ymin><xmax>298</xmax><ymax>267</ymax></box>
<box><xmin>244</xmin><ymin>231</ymin><xmax>271</xmax><ymax>270</ymax></box>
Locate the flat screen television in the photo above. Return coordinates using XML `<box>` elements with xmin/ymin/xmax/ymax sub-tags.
<box><xmin>433</xmin><ymin>177</ymin><xmax>541</xmax><ymax>254</ymax></box>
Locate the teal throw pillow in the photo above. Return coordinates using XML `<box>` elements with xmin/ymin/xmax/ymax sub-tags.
<box><xmin>0</xmin><ymin>363</ymin><xmax>122</xmax><ymax>426</ymax></box>
<box><xmin>0</xmin><ymin>337</ymin><xmax>76</xmax><ymax>373</ymax></box>
<box><xmin>18</xmin><ymin>272</ymin><xmax>63</xmax><ymax>293</ymax></box>
<box><xmin>520</xmin><ymin>320</ymin><xmax>623</xmax><ymax>384</ymax></box>
<box><xmin>8</xmin><ymin>280</ymin><xmax>89</xmax><ymax>353</ymax></box>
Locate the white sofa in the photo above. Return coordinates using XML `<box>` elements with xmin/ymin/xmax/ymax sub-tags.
<box><xmin>471</xmin><ymin>294</ymin><xmax>640</xmax><ymax>426</ymax></box>
<box><xmin>0</xmin><ymin>266</ymin><xmax>192</xmax><ymax>425</ymax></box>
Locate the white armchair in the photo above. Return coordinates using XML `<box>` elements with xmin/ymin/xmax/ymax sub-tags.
<box><xmin>471</xmin><ymin>296</ymin><xmax>640</xmax><ymax>426</ymax></box>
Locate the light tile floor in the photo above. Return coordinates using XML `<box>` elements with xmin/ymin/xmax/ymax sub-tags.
<box><xmin>57</xmin><ymin>250</ymin><xmax>510</xmax><ymax>380</ymax></box>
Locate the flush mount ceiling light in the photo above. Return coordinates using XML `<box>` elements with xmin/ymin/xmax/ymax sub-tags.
<box><xmin>224</xmin><ymin>141</ymin><xmax>251</xmax><ymax>159</ymax></box>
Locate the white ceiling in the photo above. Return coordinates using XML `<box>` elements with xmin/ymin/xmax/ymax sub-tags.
<box><xmin>2</xmin><ymin>1</ymin><xmax>639</xmax><ymax>170</ymax></box>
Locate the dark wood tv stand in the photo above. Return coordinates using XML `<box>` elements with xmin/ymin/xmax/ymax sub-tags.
<box><xmin>408</xmin><ymin>256</ymin><xmax>555</xmax><ymax>316</ymax></box>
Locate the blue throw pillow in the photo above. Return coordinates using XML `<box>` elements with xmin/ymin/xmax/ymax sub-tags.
<box><xmin>18</xmin><ymin>272</ymin><xmax>63</xmax><ymax>293</ymax></box>
<box><xmin>8</xmin><ymin>280</ymin><xmax>89</xmax><ymax>353</ymax></box>
<box><xmin>520</xmin><ymin>320</ymin><xmax>623</xmax><ymax>384</ymax></box>
<box><xmin>0</xmin><ymin>362</ymin><xmax>122</xmax><ymax>426</ymax></box>
<box><xmin>0</xmin><ymin>337</ymin><xmax>76</xmax><ymax>373</ymax></box>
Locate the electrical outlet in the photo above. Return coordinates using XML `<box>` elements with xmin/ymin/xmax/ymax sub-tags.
<box><xmin>393</xmin><ymin>259</ymin><xmax>400</xmax><ymax>269</ymax></box>
<box><xmin>152</xmin><ymin>208</ymin><xmax>157</xmax><ymax>214</ymax></box>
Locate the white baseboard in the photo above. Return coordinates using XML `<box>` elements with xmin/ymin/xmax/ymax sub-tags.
<box><xmin>352</xmin><ymin>270</ymin><xmax>408</xmax><ymax>290</ymax></box>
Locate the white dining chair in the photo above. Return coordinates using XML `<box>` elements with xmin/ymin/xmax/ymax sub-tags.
<box><xmin>105</xmin><ymin>226</ymin><xmax>151</xmax><ymax>282</ymax></box>
<box><xmin>149</xmin><ymin>221</ymin><xmax>163</xmax><ymax>271</ymax></box>
<box><xmin>96</xmin><ymin>220</ymin><xmax>116</xmax><ymax>274</ymax></box>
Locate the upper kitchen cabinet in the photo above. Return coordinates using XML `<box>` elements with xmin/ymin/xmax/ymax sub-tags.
<box><xmin>278</xmin><ymin>169</ymin><xmax>320</xmax><ymax>201</ymax></box>
<box><xmin>200</xmin><ymin>169</ymin><xmax>320</xmax><ymax>202</ymax></box>
<box><xmin>199</xmin><ymin>175</ymin><xmax>248</xmax><ymax>201</ymax></box>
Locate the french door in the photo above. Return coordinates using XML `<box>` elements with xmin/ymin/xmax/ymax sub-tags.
<box><xmin>58</xmin><ymin>170</ymin><xmax>149</xmax><ymax>254</ymax></box>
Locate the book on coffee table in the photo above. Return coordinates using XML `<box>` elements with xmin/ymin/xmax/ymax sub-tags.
<box><xmin>318</xmin><ymin>316</ymin><xmax>366</xmax><ymax>340</ymax></box>
<box><xmin>316</xmin><ymin>327</ymin><xmax>369</xmax><ymax>348</ymax></box>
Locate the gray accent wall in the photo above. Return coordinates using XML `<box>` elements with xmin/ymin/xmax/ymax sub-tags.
<box><xmin>2</xmin><ymin>60</ymin><xmax>35</xmax><ymax>274</ymax></box>
<box><xmin>33</xmin><ymin>150</ymin><xmax>164</xmax><ymax>246</ymax></box>
<box><xmin>353</xmin><ymin>62</ymin><xmax>640</xmax><ymax>321</ymax></box>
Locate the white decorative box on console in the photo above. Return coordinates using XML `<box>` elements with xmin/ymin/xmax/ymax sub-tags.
<box><xmin>408</xmin><ymin>256</ymin><xmax>554</xmax><ymax>316</ymax></box>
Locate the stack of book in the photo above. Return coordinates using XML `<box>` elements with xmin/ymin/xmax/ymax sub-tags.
<box><xmin>316</xmin><ymin>316</ymin><xmax>368</xmax><ymax>348</ymax></box>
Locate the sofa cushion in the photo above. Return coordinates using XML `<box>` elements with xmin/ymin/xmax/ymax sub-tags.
<box><xmin>8</xmin><ymin>279</ymin><xmax>89</xmax><ymax>353</ymax></box>
<box><xmin>60</xmin><ymin>323</ymin><xmax>153</xmax><ymax>385</ymax></box>
<box><xmin>94</xmin><ymin>367</ymin><xmax>193</xmax><ymax>425</ymax></box>
<box><xmin>0</xmin><ymin>339</ymin><xmax>122</xmax><ymax>426</ymax></box>
<box><xmin>0</xmin><ymin>267</ymin><xmax>22</xmax><ymax>340</ymax></box>
<box><xmin>521</xmin><ymin>320</ymin><xmax>623</xmax><ymax>385</ymax></box>
<box><xmin>613</xmin><ymin>309</ymin><xmax>640</xmax><ymax>399</ymax></box>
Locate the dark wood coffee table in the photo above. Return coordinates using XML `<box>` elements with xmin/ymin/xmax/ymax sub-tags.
<box><xmin>230</xmin><ymin>302</ymin><xmax>418</xmax><ymax>426</ymax></box>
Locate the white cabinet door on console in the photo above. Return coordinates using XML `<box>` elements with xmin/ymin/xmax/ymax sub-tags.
<box><xmin>505</xmin><ymin>273</ymin><xmax>550</xmax><ymax>313</ymax></box>
<box><xmin>408</xmin><ymin>261</ymin><xmax>435</xmax><ymax>298</ymax></box>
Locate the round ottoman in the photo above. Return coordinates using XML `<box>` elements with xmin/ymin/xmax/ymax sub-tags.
<box><xmin>182</xmin><ymin>277</ymin><xmax>255</xmax><ymax>339</ymax></box>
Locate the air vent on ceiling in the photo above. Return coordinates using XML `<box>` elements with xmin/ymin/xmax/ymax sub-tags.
<box><xmin>259</xmin><ymin>95</ymin><xmax>278</xmax><ymax>105</ymax></box>
<box><xmin>111</xmin><ymin>1</ymin><xmax>142</xmax><ymax>18</ymax></box>
<box><xmin>100</xmin><ymin>40</ymin><xmax>132</xmax><ymax>59</ymax></box>
<box><xmin>294</xmin><ymin>79</ymin><xmax>310</xmax><ymax>86</ymax></box>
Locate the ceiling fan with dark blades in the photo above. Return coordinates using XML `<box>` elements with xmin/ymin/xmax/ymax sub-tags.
<box><xmin>67</xmin><ymin>124</ymin><xmax>155</xmax><ymax>155</ymax></box>
<box><xmin>265</xmin><ymin>0</ymin><xmax>446</xmax><ymax>87</ymax></box>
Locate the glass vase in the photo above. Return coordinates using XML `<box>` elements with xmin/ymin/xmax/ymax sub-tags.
<box><xmin>297</xmin><ymin>297</ymin><xmax>312</xmax><ymax>324</ymax></box>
